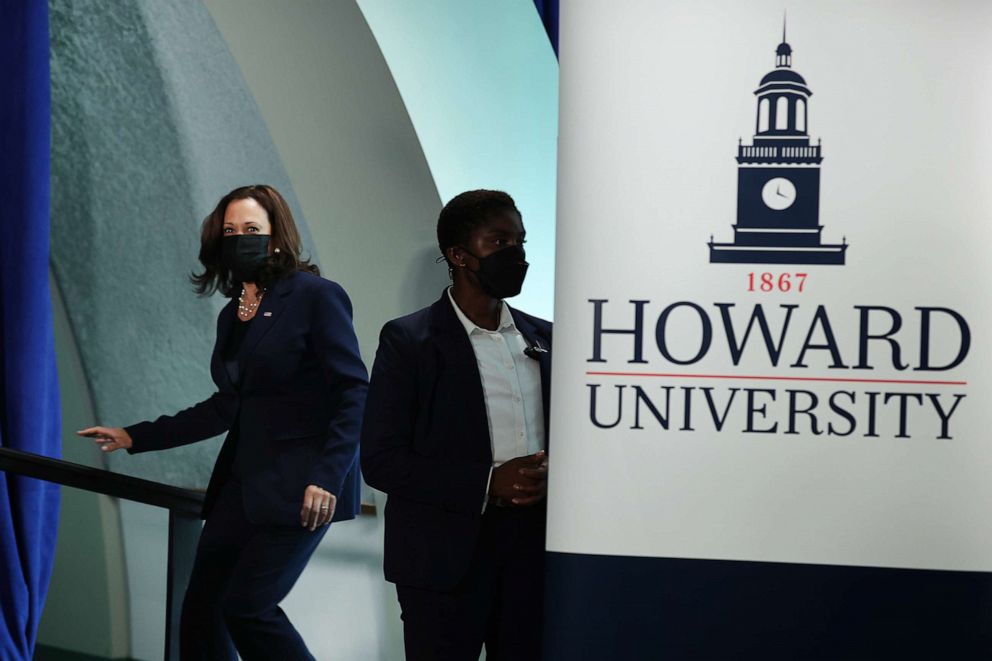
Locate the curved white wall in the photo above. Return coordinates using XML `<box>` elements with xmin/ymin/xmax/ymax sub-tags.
<box><xmin>357</xmin><ymin>0</ymin><xmax>559</xmax><ymax>319</ymax></box>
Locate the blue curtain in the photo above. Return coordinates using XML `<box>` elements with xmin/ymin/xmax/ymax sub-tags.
<box><xmin>0</xmin><ymin>0</ymin><xmax>61</xmax><ymax>658</ymax></box>
<box><xmin>533</xmin><ymin>0</ymin><xmax>559</xmax><ymax>56</ymax></box>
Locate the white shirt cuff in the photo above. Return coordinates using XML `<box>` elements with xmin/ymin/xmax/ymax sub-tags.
<box><xmin>481</xmin><ymin>465</ymin><xmax>494</xmax><ymax>513</ymax></box>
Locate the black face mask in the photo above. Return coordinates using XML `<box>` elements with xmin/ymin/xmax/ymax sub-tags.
<box><xmin>221</xmin><ymin>234</ymin><xmax>270</xmax><ymax>283</ymax></box>
<box><xmin>465</xmin><ymin>244</ymin><xmax>529</xmax><ymax>299</ymax></box>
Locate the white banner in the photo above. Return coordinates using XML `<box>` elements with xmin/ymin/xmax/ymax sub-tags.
<box><xmin>548</xmin><ymin>0</ymin><xmax>992</xmax><ymax>572</ymax></box>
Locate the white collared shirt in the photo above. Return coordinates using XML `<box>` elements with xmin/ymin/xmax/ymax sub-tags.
<box><xmin>446</xmin><ymin>289</ymin><xmax>546</xmax><ymax>507</ymax></box>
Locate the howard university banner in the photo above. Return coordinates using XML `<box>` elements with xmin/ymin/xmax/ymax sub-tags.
<box><xmin>545</xmin><ymin>1</ymin><xmax>992</xmax><ymax>658</ymax></box>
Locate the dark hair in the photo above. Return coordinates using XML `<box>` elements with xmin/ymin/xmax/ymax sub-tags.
<box><xmin>191</xmin><ymin>184</ymin><xmax>319</xmax><ymax>297</ymax></box>
<box><xmin>436</xmin><ymin>189</ymin><xmax>521</xmax><ymax>267</ymax></box>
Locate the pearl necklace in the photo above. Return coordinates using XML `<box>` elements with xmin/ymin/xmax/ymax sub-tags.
<box><xmin>238</xmin><ymin>287</ymin><xmax>266</xmax><ymax>317</ymax></box>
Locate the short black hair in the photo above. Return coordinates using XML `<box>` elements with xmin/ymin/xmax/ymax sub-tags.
<box><xmin>437</xmin><ymin>190</ymin><xmax>521</xmax><ymax>267</ymax></box>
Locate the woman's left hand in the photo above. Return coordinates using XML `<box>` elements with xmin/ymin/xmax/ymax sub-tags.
<box><xmin>300</xmin><ymin>485</ymin><xmax>336</xmax><ymax>531</ymax></box>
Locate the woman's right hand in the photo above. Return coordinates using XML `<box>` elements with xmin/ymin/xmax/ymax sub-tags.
<box><xmin>77</xmin><ymin>426</ymin><xmax>133</xmax><ymax>453</ymax></box>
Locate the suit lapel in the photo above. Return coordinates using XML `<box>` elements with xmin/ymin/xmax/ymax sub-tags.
<box><xmin>213</xmin><ymin>297</ymin><xmax>238</xmax><ymax>389</ymax></box>
<box><xmin>428</xmin><ymin>292</ymin><xmax>491</xmax><ymax>454</ymax></box>
<box><xmin>217</xmin><ymin>297</ymin><xmax>237</xmax><ymax>342</ymax></box>
<box><xmin>238</xmin><ymin>271</ymin><xmax>296</xmax><ymax>367</ymax></box>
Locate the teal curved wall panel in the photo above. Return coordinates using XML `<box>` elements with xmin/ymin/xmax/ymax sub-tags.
<box><xmin>50</xmin><ymin>0</ymin><xmax>315</xmax><ymax>487</ymax></box>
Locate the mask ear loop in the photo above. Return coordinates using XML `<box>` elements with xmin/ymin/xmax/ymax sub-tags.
<box><xmin>436</xmin><ymin>253</ymin><xmax>455</xmax><ymax>280</ymax></box>
<box><xmin>434</xmin><ymin>252</ymin><xmax>469</xmax><ymax>266</ymax></box>
<box><xmin>437</xmin><ymin>251</ymin><xmax>470</xmax><ymax>273</ymax></box>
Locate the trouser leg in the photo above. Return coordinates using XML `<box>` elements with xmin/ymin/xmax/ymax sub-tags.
<box><xmin>485</xmin><ymin>507</ymin><xmax>546</xmax><ymax>661</ymax></box>
<box><xmin>180</xmin><ymin>478</ymin><xmax>253</xmax><ymax>661</ymax></box>
<box><xmin>396</xmin><ymin>575</ymin><xmax>496</xmax><ymax>661</ymax></box>
<box><xmin>395</xmin><ymin>507</ymin><xmax>522</xmax><ymax>661</ymax></box>
<box><xmin>219</xmin><ymin>520</ymin><xmax>329</xmax><ymax>661</ymax></box>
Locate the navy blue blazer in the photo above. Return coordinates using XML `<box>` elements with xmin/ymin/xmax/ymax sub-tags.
<box><xmin>126</xmin><ymin>271</ymin><xmax>369</xmax><ymax>526</ymax></box>
<box><xmin>361</xmin><ymin>291</ymin><xmax>552</xmax><ymax>590</ymax></box>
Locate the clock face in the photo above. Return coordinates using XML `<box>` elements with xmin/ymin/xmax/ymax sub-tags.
<box><xmin>761</xmin><ymin>177</ymin><xmax>797</xmax><ymax>211</ymax></box>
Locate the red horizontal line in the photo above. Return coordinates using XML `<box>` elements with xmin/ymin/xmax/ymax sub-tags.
<box><xmin>585</xmin><ymin>372</ymin><xmax>968</xmax><ymax>386</ymax></box>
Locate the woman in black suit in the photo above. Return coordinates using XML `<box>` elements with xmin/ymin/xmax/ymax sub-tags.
<box><xmin>78</xmin><ymin>184</ymin><xmax>368</xmax><ymax>660</ymax></box>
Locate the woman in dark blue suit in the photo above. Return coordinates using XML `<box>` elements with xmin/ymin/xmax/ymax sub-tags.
<box><xmin>78</xmin><ymin>184</ymin><xmax>368</xmax><ymax>660</ymax></box>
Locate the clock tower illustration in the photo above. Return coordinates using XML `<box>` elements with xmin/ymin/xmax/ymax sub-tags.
<box><xmin>709</xmin><ymin>21</ymin><xmax>848</xmax><ymax>265</ymax></box>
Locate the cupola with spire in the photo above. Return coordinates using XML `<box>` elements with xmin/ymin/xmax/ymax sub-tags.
<box><xmin>753</xmin><ymin>14</ymin><xmax>812</xmax><ymax>140</ymax></box>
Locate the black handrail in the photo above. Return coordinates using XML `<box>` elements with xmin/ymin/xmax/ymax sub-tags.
<box><xmin>0</xmin><ymin>446</ymin><xmax>376</xmax><ymax>660</ymax></box>
<box><xmin>0</xmin><ymin>446</ymin><xmax>203</xmax><ymax>661</ymax></box>
<box><xmin>0</xmin><ymin>447</ymin><xmax>204</xmax><ymax>516</ymax></box>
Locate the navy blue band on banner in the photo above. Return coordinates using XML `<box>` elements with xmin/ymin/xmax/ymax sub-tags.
<box><xmin>545</xmin><ymin>552</ymin><xmax>992</xmax><ymax>659</ymax></box>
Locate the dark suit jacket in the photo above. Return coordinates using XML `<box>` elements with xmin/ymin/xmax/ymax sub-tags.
<box><xmin>361</xmin><ymin>291</ymin><xmax>552</xmax><ymax>590</ymax></box>
<box><xmin>126</xmin><ymin>271</ymin><xmax>368</xmax><ymax>525</ymax></box>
